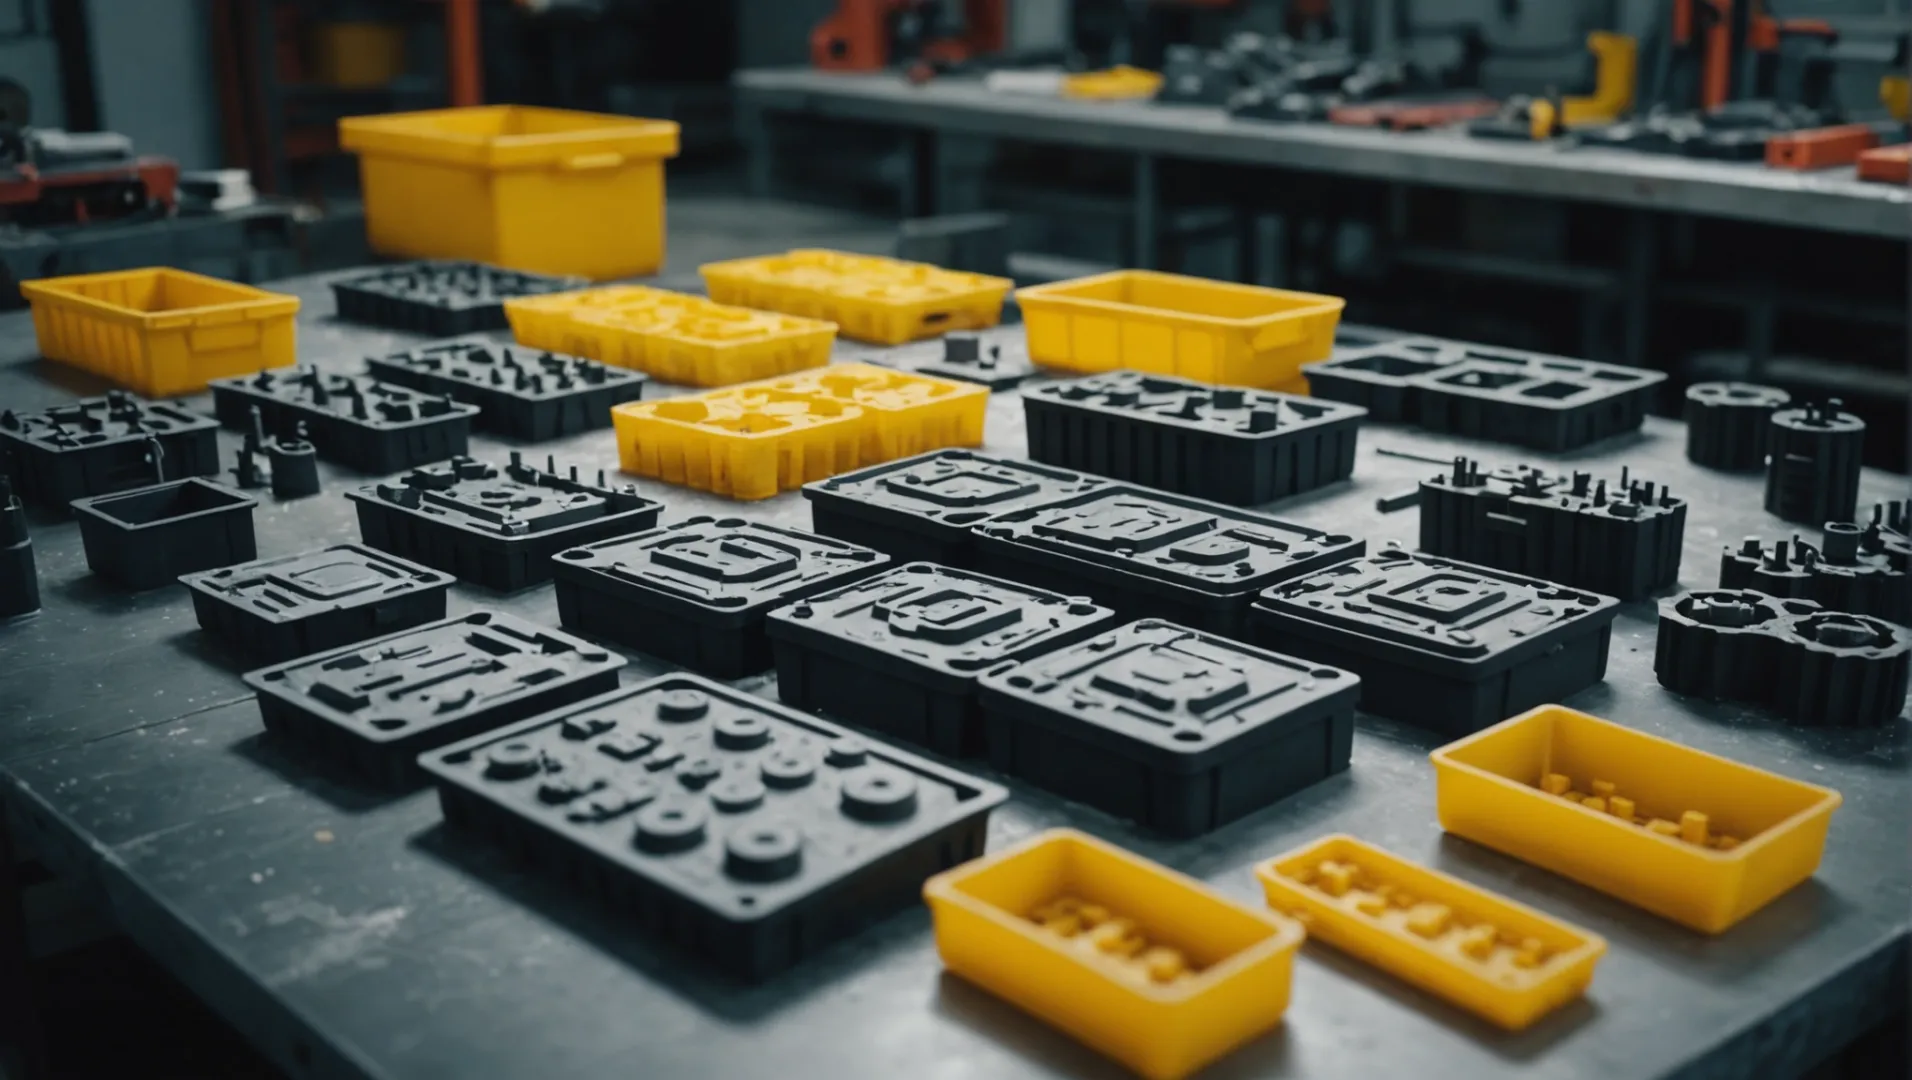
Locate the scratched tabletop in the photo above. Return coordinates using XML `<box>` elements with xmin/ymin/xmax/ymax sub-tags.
<box><xmin>0</xmin><ymin>270</ymin><xmax>1906</xmax><ymax>1080</ymax></box>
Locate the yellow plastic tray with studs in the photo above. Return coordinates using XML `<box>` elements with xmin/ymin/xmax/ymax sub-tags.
<box><xmin>699</xmin><ymin>249</ymin><xmax>1012</xmax><ymax>345</ymax></box>
<box><xmin>923</xmin><ymin>829</ymin><xmax>1304</xmax><ymax>1080</ymax></box>
<box><xmin>504</xmin><ymin>285</ymin><xmax>835</xmax><ymax>387</ymax></box>
<box><xmin>609</xmin><ymin>362</ymin><xmax>987</xmax><ymax>500</ymax></box>
<box><xmin>1255</xmin><ymin>835</ymin><xmax>1605</xmax><ymax>1030</ymax></box>
<box><xmin>1430</xmin><ymin>705</ymin><xmax>1843</xmax><ymax>934</ymax></box>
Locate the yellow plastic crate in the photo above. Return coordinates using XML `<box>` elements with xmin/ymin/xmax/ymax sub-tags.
<box><xmin>21</xmin><ymin>268</ymin><xmax>299</xmax><ymax>398</ymax></box>
<box><xmin>339</xmin><ymin>105</ymin><xmax>680</xmax><ymax>281</ymax></box>
<box><xmin>1430</xmin><ymin>705</ymin><xmax>1843</xmax><ymax>934</ymax></box>
<box><xmin>507</xmin><ymin>286</ymin><xmax>836</xmax><ymax>387</ymax></box>
<box><xmin>700</xmin><ymin>249</ymin><xmax>1011</xmax><ymax>345</ymax></box>
<box><xmin>924</xmin><ymin>829</ymin><xmax>1303</xmax><ymax>1080</ymax></box>
<box><xmin>1063</xmin><ymin>65</ymin><xmax>1165</xmax><ymax>100</ymax></box>
<box><xmin>609</xmin><ymin>362</ymin><xmax>986</xmax><ymax>500</ymax></box>
<box><xmin>1016</xmin><ymin>270</ymin><xmax>1345</xmax><ymax>388</ymax></box>
<box><xmin>1256</xmin><ymin>835</ymin><xmax>1605</xmax><ymax>1030</ymax></box>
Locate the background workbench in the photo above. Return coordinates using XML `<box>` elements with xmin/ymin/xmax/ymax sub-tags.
<box><xmin>0</xmin><ymin>269</ymin><xmax>1906</xmax><ymax>1080</ymax></box>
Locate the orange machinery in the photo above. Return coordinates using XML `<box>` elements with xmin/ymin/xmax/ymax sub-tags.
<box><xmin>812</xmin><ymin>0</ymin><xmax>1007</xmax><ymax>71</ymax></box>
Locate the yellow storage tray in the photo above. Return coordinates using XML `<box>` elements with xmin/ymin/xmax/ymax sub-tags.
<box><xmin>700</xmin><ymin>249</ymin><xmax>1011</xmax><ymax>345</ymax></box>
<box><xmin>924</xmin><ymin>829</ymin><xmax>1304</xmax><ymax>1080</ymax></box>
<box><xmin>1016</xmin><ymin>270</ymin><xmax>1345</xmax><ymax>388</ymax></box>
<box><xmin>340</xmin><ymin>105</ymin><xmax>680</xmax><ymax>281</ymax></box>
<box><xmin>1430</xmin><ymin>705</ymin><xmax>1843</xmax><ymax>934</ymax></box>
<box><xmin>1256</xmin><ymin>835</ymin><xmax>1605</xmax><ymax>1030</ymax></box>
<box><xmin>507</xmin><ymin>286</ymin><xmax>836</xmax><ymax>387</ymax></box>
<box><xmin>21</xmin><ymin>268</ymin><xmax>299</xmax><ymax>398</ymax></box>
<box><xmin>609</xmin><ymin>362</ymin><xmax>985</xmax><ymax>500</ymax></box>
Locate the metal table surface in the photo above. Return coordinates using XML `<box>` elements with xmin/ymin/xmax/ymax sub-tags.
<box><xmin>733</xmin><ymin>68</ymin><xmax>1912</xmax><ymax>241</ymax></box>
<box><xmin>0</xmin><ymin>271</ymin><xmax>1906</xmax><ymax>1080</ymax></box>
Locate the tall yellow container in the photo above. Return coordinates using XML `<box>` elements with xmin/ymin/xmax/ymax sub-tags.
<box><xmin>1016</xmin><ymin>270</ymin><xmax>1344</xmax><ymax>388</ymax></box>
<box><xmin>339</xmin><ymin>106</ymin><xmax>680</xmax><ymax>280</ymax></box>
<box><xmin>1430</xmin><ymin>705</ymin><xmax>1842</xmax><ymax>934</ymax></box>
<box><xmin>21</xmin><ymin>268</ymin><xmax>299</xmax><ymax>397</ymax></box>
<box><xmin>924</xmin><ymin>829</ymin><xmax>1303</xmax><ymax>1080</ymax></box>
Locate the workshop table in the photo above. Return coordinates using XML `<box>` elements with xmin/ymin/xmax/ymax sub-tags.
<box><xmin>0</xmin><ymin>271</ymin><xmax>1906</xmax><ymax>1080</ymax></box>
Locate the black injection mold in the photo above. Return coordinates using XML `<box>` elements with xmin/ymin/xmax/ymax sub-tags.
<box><xmin>70</xmin><ymin>477</ymin><xmax>258</xmax><ymax>591</ymax></box>
<box><xmin>869</xmin><ymin>331</ymin><xmax>1035</xmax><ymax>390</ymax></box>
<box><xmin>803</xmin><ymin>449</ymin><xmax>1106</xmax><ymax>567</ymax></box>
<box><xmin>1022</xmin><ymin>370</ymin><xmax>1365</xmax><ymax>506</ymax></box>
<box><xmin>977</xmin><ymin>620</ymin><xmax>1360</xmax><ymax>837</ymax></box>
<box><xmin>1302</xmin><ymin>337</ymin><xmax>1665</xmax><ymax>452</ymax></box>
<box><xmin>180</xmin><ymin>543</ymin><xmax>454</xmax><ymax>666</ymax></box>
<box><xmin>330</xmin><ymin>260</ymin><xmax>584</xmax><ymax>336</ymax></box>
<box><xmin>209</xmin><ymin>368</ymin><xmax>479</xmax><ymax>475</ymax></box>
<box><xmin>1418</xmin><ymin>458</ymin><xmax>1687</xmax><ymax>601</ymax></box>
<box><xmin>1684</xmin><ymin>382</ymin><xmax>1789</xmax><ymax>471</ymax></box>
<box><xmin>245</xmin><ymin>610</ymin><xmax>626</xmax><ymax>789</ymax></box>
<box><xmin>365</xmin><ymin>337</ymin><xmax>647</xmax><ymax>442</ymax></box>
<box><xmin>347</xmin><ymin>453</ymin><xmax>664</xmax><ymax>593</ymax></box>
<box><xmin>0</xmin><ymin>392</ymin><xmax>220</xmax><ymax>508</ymax></box>
<box><xmin>420</xmin><ymin>674</ymin><xmax>1006</xmax><ymax>980</ymax></box>
<box><xmin>1719</xmin><ymin>507</ymin><xmax>1910</xmax><ymax>625</ymax></box>
<box><xmin>1250</xmin><ymin>547</ymin><xmax>1622</xmax><ymax>736</ymax></box>
<box><xmin>1655</xmin><ymin>589</ymin><xmax>1909</xmax><ymax>728</ymax></box>
<box><xmin>765</xmin><ymin>562</ymin><xmax>1119</xmax><ymax>758</ymax></box>
<box><xmin>0</xmin><ymin>475</ymin><xmax>38</xmax><ymax>617</ymax></box>
<box><xmin>551</xmin><ymin>517</ymin><xmax>891</xmax><ymax>678</ymax></box>
<box><xmin>971</xmin><ymin>484</ymin><xmax>1366</xmax><ymax>638</ymax></box>
<box><xmin>1764</xmin><ymin>401</ymin><xmax>1865</xmax><ymax>526</ymax></box>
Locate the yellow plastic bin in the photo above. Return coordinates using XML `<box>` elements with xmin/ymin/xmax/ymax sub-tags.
<box><xmin>1016</xmin><ymin>270</ymin><xmax>1345</xmax><ymax>388</ymax></box>
<box><xmin>700</xmin><ymin>249</ymin><xmax>1011</xmax><ymax>345</ymax></box>
<box><xmin>21</xmin><ymin>268</ymin><xmax>299</xmax><ymax>398</ymax></box>
<box><xmin>924</xmin><ymin>829</ymin><xmax>1303</xmax><ymax>1080</ymax></box>
<box><xmin>1430</xmin><ymin>705</ymin><xmax>1843</xmax><ymax>934</ymax></box>
<box><xmin>339</xmin><ymin>105</ymin><xmax>680</xmax><ymax>281</ymax></box>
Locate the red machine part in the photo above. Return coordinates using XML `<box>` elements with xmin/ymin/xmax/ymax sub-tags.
<box><xmin>1857</xmin><ymin>143</ymin><xmax>1912</xmax><ymax>184</ymax></box>
<box><xmin>1766</xmin><ymin>123</ymin><xmax>1886</xmax><ymax>170</ymax></box>
<box><xmin>812</xmin><ymin>0</ymin><xmax>1006</xmax><ymax>72</ymax></box>
<box><xmin>0</xmin><ymin>158</ymin><xmax>179</xmax><ymax>223</ymax></box>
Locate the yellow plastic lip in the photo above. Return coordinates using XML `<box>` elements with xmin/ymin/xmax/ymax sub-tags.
<box><xmin>922</xmin><ymin>827</ymin><xmax>1306</xmax><ymax>1005</ymax></box>
<box><xmin>1015</xmin><ymin>269</ymin><xmax>1346</xmax><ymax>327</ymax></box>
<box><xmin>340</xmin><ymin>105</ymin><xmax>680</xmax><ymax>169</ymax></box>
<box><xmin>1429</xmin><ymin>706</ymin><xmax>1844</xmax><ymax>863</ymax></box>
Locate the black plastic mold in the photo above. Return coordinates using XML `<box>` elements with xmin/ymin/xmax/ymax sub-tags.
<box><xmin>245</xmin><ymin>610</ymin><xmax>626</xmax><ymax>788</ymax></box>
<box><xmin>0</xmin><ymin>476</ymin><xmax>38</xmax><ymax>617</ymax></box>
<box><xmin>1302</xmin><ymin>337</ymin><xmax>1665</xmax><ymax>452</ymax></box>
<box><xmin>804</xmin><ymin>449</ymin><xmax>1106</xmax><ymax>567</ymax></box>
<box><xmin>365</xmin><ymin>337</ymin><xmax>646</xmax><ymax>442</ymax></box>
<box><xmin>330</xmin><ymin>261</ymin><xmax>584</xmax><ymax>336</ymax></box>
<box><xmin>1684</xmin><ymin>382</ymin><xmax>1789</xmax><ymax>472</ymax></box>
<box><xmin>1250</xmin><ymin>547</ymin><xmax>1621</xmax><ymax>736</ymax></box>
<box><xmin>348</xmin><ymin>453</ymin><xmax>664</xmax><ymax>593</ymax></box>
<box><xmin>71</xmin><ymin>477</ymin><xmax>258</xmax><ymax>591</ymax></box>
<box><xmin>1023</xmin><ymin>371</ymin><xmax>1365</xmax><ymax>506</ymax></box>
<box><xmin>181</xmin><ymin>543</ymin><xmax>453</xmax><ymax>666</ymax></box>
<box><xmin>1655</xmin><ymin>589</ymin><xmax>1909</xmax><ymax>728</ymax></box>
<box><xmin>1764</xmin><ymin>401</ymin><xmax>1865</xmax><ymax>527</ymax></box>
<box><xmin>420</xmin><ymin>674</ymin><xmax>1006</xmax><ymax>980</ymax></box>
<box><xmin>971</xmin><ymin>484</ymin><xmax>1366</xmax><ymax>638</ymax></box>
<box><xmin>869</xmin><ymin>331</ymin><xmax>1035</xmax><ymax>390</ymax></box>
<box><xmin>552</xmin><ymin>517</ymin><xmax>891</xmax><ymax>678</ymax></box>
<box><xmin>209</xmin><ymin>368</ymin><xmax>478</xmax><ymax>474</ymax></box>
<box><xmin>766</xmin><ymin>562</ymin><xmax>1119</xmax><ymax>758</ymax></box>
<box><xmin>0</xmin><ymin>392</ymin><xmax>219</xmax><ymax>508</ymax></box>
<box><xmin>1719</xmin><ymin>505</ymin><xmax>1910</xmax><ymax>625</ymax></box>
<box><xmin>1418</xmin><ymin>458</ymin><xmax>1686</xmax><ymax>601</ymax></box>
<box><xmin>977</xmin><ymin>620</ymin><xmax>1359</xmax><ymax>837</ymax></box>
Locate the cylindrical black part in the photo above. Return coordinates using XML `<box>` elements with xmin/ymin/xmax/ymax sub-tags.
<box><xmin>270</xmin><ymin>440</ymin><xmax>320</xmax><ymax>498</ymax></box>
<box><xmin>1764</xmin><ymin>402</ymin><xmax>1865</xmax><ymax>525</ymax></box>
<box><xmin>1772</xmin><ymin>612</ymin><xmax>1910</xmax><ymax>728</ymax></box>
<box><xmin>1684</xmin><ymin>382</ymin><xmax>1788</xmax><ymax>471</ymax></box>
<box><xmin>0</xmin><ymin>483</ymin><xmax>38</xmax><ymax>617</ymax></box>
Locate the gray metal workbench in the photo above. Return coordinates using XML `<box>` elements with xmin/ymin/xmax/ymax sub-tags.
<box><xmin>734</xmin><ymin>69</ymin><xmax>1912</xmax><ymax>242</ymax></box>
<box><xmin>0</xmin><ymin>271</ymin><xmax>1906</xmax><ymax>1080</ymax></box>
